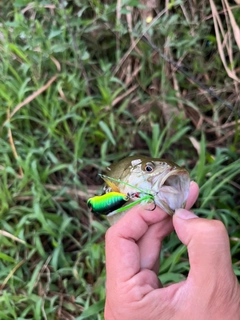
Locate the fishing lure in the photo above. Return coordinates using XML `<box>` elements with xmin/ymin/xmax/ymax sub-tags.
<box><xmin>107</xmin><ymin>192</ymin><xmax>156</xmax><ymax>216</ymax></box>
<box><xmin>87</xmin><ymin>174</ymin><xmax>156</xmax><ymax>217</ymax></box>
<box><xmin>88</xmin><ymin>155</ymin><xmax>190</xmax><ymax>224</ymax></box>
<box><xmin>100</xmin><ymin>174</ymin><xmax>156</xmax><ymax>215</ymax></box>
<box><xmin>87</xmin><ymin>192</ymin><xmax>130</xmax><ymax>215</ymax></box>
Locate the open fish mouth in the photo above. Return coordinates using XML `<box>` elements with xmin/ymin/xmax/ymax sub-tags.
<box><xmin>153</xmin><ymin>168</ymin><xmax>190</xmax><ymax>214</ymax></box>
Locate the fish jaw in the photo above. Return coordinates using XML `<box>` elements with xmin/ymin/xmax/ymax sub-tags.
<box><xmin>115</xmin><ymin>165</ymin><xmax>190</xmax><ymax>216</ymax></box>
<box><xmin>152</xmin><ymin>168</ymin><xmax>190</xmax><ymax>215</ymax></box>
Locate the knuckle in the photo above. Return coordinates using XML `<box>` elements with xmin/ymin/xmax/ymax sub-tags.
<box><xmin>198</xmin><ymin>219</ymin><xmax>228</xmax><ymax>242</ymax></box>
<box><xmin>191</xmin><ymin>218</ymin><xmax>228</xmax><ymax>241</ymax></box>
<box><xmin>208</xmin><ymin>219</ymin><xmax>227</xmax><ymax>236</ymax></box>
<box><xmin>105</xmin><ymin>225</ymin><xmax>118</xmax><ymax>243</ymax></box>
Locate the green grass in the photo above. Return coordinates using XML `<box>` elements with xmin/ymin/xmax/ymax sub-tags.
<box><xmin>0</xmin><ymin>0</ymin><xmax>240</xmax><ymax>319</ymax></box>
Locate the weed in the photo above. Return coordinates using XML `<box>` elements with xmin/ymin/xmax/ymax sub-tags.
<box><xmin>0</xmin><ymin>0</ymin><xmax>239</xmax><ymax>318</ymax></box>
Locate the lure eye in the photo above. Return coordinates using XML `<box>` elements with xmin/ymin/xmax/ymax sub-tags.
<box><xmin>145</xmin><ymin>163</ymin><xmax>154</xmax><ymax>172</ymax></box>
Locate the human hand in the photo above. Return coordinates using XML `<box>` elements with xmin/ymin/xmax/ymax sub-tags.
<box><xmin>104</xmin><ymin>182</ymin><xmax>240</xmax><ymax>319</ymax></box>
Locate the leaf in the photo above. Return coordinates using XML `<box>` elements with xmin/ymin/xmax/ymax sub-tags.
<box><xmin>196</xmin><ymin>133</ymin><xmax>206</xmax><ymax>185</ymax></box>
<box><xmin>99</xmin><ymin>121</ymin><xmax>116</xmax><ymax>146</ymax></box>
<box><xmin>0</xmin><ymin>253</ymin><xmax>16</xmax><ymax>263</ymax></box>
<box><xmin>77</xmin><ymin>300</ymin><xmax>105</xmax><ymax>319</ymax></box>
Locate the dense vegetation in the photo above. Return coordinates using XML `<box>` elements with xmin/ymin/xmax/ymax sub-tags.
<box><xmin>0</xmin><ymin>0</ymin><xmax>239</xmax><ymax>319</ymax></box>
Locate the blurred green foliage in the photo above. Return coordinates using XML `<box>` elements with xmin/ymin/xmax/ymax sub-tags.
<box><xmin>0</xmin><ymin>0</ymin><xmax>239</xmax><ymax>318</ymax></box>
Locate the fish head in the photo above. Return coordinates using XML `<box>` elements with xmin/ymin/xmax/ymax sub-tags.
<box><xmin>104</xmin><ymin>155</ymin><xmax>190</xmax><ymax>223</ymax></box>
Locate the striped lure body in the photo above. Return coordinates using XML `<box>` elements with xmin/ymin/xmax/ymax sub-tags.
<box><xmin>87</xmin><ymin>192</ymin><xmax>129</xmax><ymax>215</ymax></box>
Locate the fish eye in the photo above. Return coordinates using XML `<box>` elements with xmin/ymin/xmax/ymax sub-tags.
<box><xmin>145</xmin><ymin>163</ymin><xmax>154</xmax><ymax>172</ymax></box>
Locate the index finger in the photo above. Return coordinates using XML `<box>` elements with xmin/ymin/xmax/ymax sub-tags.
<box><xmin>105</xmin><ymin>181</ymin><xmax>199</xmax><ymax>282</ymax></box>
<box><xmin>105</xmin><ymin>206</ymin><xmax>169</xmax><ymax>282</ymax></box>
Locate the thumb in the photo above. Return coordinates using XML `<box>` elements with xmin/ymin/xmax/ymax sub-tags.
<box><xmin>173</xmin><ymin>209</ymin><xmax>234</xmax><ymax>286</ymax></box>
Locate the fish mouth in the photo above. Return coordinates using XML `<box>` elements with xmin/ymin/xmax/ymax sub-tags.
<box><xmin>153</xmin><ymin>168</ymin><xmax>190</xmax><ymax>215</ymax></box>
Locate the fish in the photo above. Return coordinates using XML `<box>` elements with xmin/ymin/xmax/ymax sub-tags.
<box><xmin>102</xmin><ymin>155</ymin><xmax>190</xmax><ymax>225</ymax></box>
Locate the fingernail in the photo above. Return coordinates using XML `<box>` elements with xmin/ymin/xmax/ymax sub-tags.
<box><xmin>175</xmin><ymin>208</ymin><xmax>198</xmax><ymax>220</ymax></box>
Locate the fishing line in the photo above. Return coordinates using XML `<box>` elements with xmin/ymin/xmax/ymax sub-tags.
<box><xmin>100</xmin><ymin>173</ymin><xmax>156</xmax><ymax>209</ymax></box>
<box><xmin>142</xmin><ymin>35</ymin><xmax>240</xmax><ymax>117</ymax></box>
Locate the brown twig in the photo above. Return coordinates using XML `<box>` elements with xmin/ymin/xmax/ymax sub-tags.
<box><xmin>0</xmin><ymin>260</ymin><xmax>26</xmax><ymax>290</ymax></box>
<box><xmin>3</xmin><ymin>75</ymin><xmax>58</xmax><ymax>128</ymax></box>
<box><xmin>111</xmin><ymin>84</ymin><xmax>138</xmax><ymax>108</ymax></box>
<box><xmin>0</xmin><ymin>230</ymin><xmax>26</xmax><ymax>244</ymax></box>
<box><xmin>113</xmin><ymin>7</ymin><xmax>168</xmax><ymax>76</ymax></box>
<box><xmin>210</xmin><ymin>0</ymin><xmax>240</xmax><ymax>83</ymax></box>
